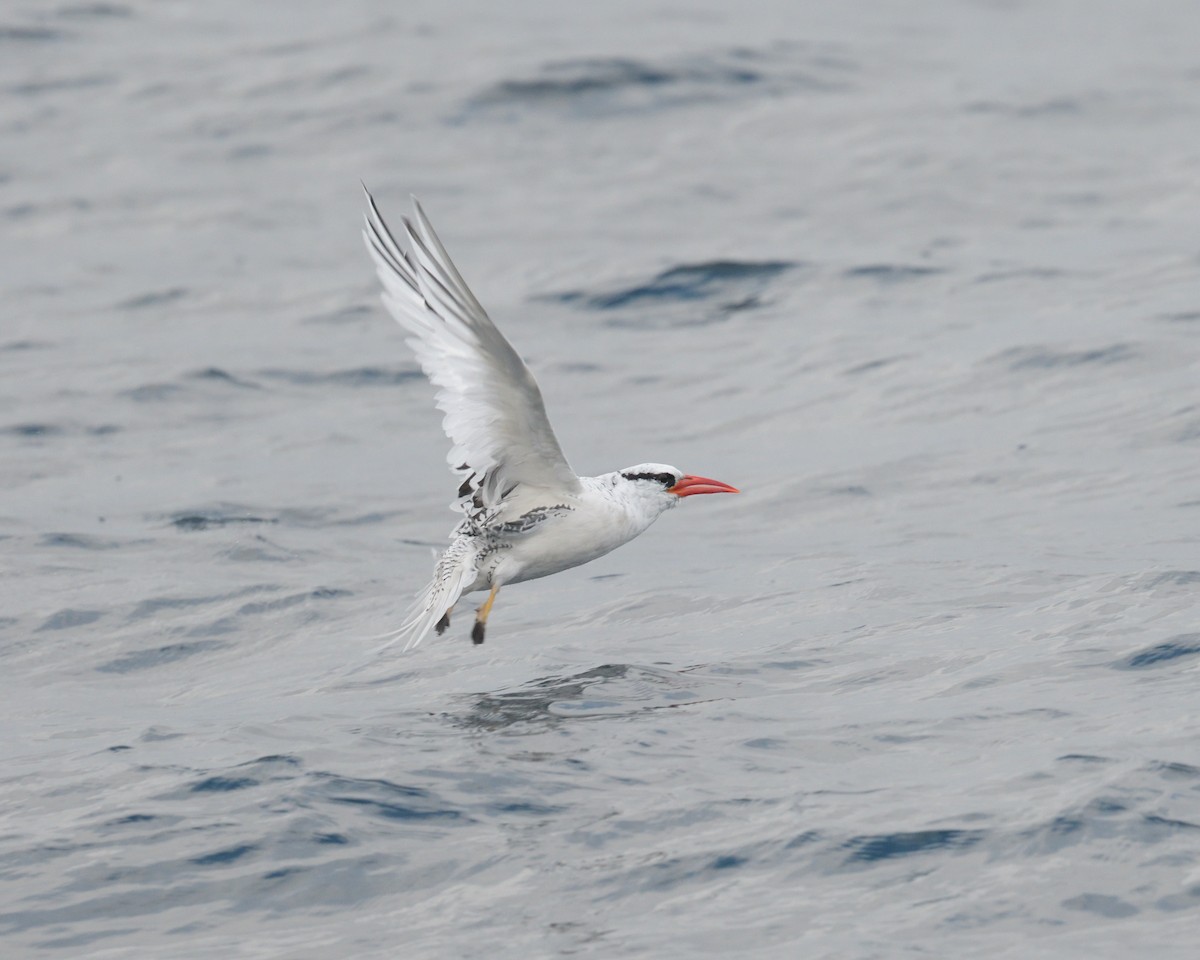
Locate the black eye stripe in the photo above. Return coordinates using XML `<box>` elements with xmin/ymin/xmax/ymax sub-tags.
<box><xmin>621</xmin><ymin>471</ymin><xmax>676</xmax><ymax>486</ymax></box>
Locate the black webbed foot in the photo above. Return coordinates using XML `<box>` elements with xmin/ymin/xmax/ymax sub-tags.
<box><xmin>471</xmin><ymin>621</ymin><xmax>485</xmax><ymax>645</ymax></box>
<box><xmin>435</xmin><ymin>610</ymin><xmax>451</xmax><ymax>635</ymax></box>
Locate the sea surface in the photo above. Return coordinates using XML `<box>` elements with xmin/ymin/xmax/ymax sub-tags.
<box><xmin>3</xmin><ymin>1</ymin><xmax>1200</xmax><ymax>957</ymax></box>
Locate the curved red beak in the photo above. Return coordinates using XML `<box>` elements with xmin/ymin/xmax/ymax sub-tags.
<box><xmin>669</xmin><ymin>474</ymin><xmax>740</xmax><ymax>497</ymax></box>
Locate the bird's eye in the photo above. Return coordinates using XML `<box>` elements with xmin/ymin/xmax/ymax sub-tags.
<box><xmin>621</xmin><ymin>471</ymin><xmax>677</xmax><ymax>487</ymax></box>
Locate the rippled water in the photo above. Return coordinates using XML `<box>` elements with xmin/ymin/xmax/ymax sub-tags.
<box><xmin>4</xmin><ymin>1</ymin><xmax>1200</xmax><ymax>957</ymax></box>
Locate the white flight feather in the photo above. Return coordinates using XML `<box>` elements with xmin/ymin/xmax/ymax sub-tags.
<box><xmin>382</xmin><ymin>537</ymin><xmax>477</xmax><ymax>653</ymax></box>
<box><xmin>361</xmin><ymin>189</ymin><xmax>581</xmax><ymax>513</ymax></box>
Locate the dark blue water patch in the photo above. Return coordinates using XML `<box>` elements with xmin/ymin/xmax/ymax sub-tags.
<box><xmin>825</xmin><ymin>484</ymin><xmax>871</xmax><ymax>497</ymax></box>
<box><xmin>140</xmin><ymin>727</ymin><xmax>184</xmax><ymax>742</ymax></box>
<box><xmin>1</xmin><ymin>422</ymin><xmax>61</xmax><ymax>437</ymax></box>
<box><xmin>600</xmin><ymin>841</ymin><xmax>769</xmax><ymax>897</ymax></box>
<box><xmin>301</xmin><ymin>304</ymin><xmax>374</xmax><ymax>325</ymax></box>
<box><xmin>96</xmin><ymin>640</ymin><xmax>226</xmax><ymax>674</ymax></box>
<box><xmin>485</xmin><ymin>800</ymin><xmax>565</xmax><ymax>817</ymax></box>
<box><xmin>315</xmin><ymin>774</ymin><xmax>467</xmax><ymax>823</ymax></box>
<box><xmin>470</xmin><ymin>54</ymin><xmax>761</xmax><ymax>120</ymax></box>
<box><xmin>843</xmin><ymin>264</ymin><xmax>944</xmax><ymax>283</ymax></box>
<box><xmin>785</xmin><ymin>831</ymin><xmax>822</xmax><ymax>850</ymax></box>
<box><xmin>1115</xmin><ymin>634</ymin><xmax>1200</xmax><ymax>669</ymax></box>
<box><xmin>228</xmin><ymin>143</ymin><xmax>272</xmax><ymax>161</ymax></box>
<box><xmin>844</xmin><ymin>356</ymin><xmax>905</xmax><ymax>375</ymax></box>
<box><xmin>262</xmin><ymin>867</ymin><xmax>301</xmax><ymax>882</ymax></box>
<box><xmin>315</xmin><ymin>832</ymin><xmax>349</xmax><ymax>845</ymax></box>
<box><xmin>169</xmin><ymin>757</ymin><xmax>300</xmax><ymax>797</ymax></box>
<box><xmin>242</xmin><ymin>754</ymin><xmax>302</xmax><ymax>769</ymax></box>
<box><xmin>875</xmin><ymin>733</ymin><xmax>935</xmax><ymax>745</ymax></box>
<box><xmin>553</xmin><ymin>361</ymin><xmax>603</xmax><ymax>373</ymax></box>
<box><xmin>190</xmin><ymin>843</ymin><xmax>257</xmax><ymax>866</ymax></box>
<box><xmin>35</xmin><ymin>608</ymin><xmax>104</xmax><ymax>631</ymax></box>
<box><xmin>1057</xmin><ymin>754</ymin><xmax>1114</xmax><ymax>764</ymax></box>
<box><xmin>973</xmin><ymin>267</ymin><xmax>1066</xmax><ymax>284</ymax></box>
<box><xmin>183</xmin><ymin>615</ymin><xmax>241</xmax><ymax>638</ymax></box>
<box><xmin>841</xmin><ymin>828</ymin><xmax>986</xmax><ymax>863</ymax></box>
<box><xmin>999</xmin><ymin>343</ymin><xmax>1137</xmax><ymax>370</ymax></box>
<box><xmin>169</xmin><ymin>508</ymin><xmax>277</xmax><ymax>531</ymax></box>
<box><xmin>1172</xmin><ymin>418</ymin><xmax>1200</xmax><ymax>443</ymax></box>
<box><xmin>1</xmin><ymin>421</ymin><xmax>120</xmax><ymax>438</ymax></box>
<box><xmin>119</xmin><ymin>382</ymin><xmax>187</xmax><ymax>402</ymax></box>
<box><xmin>1149</xmin><ymin>760</ymin><xmax>1200</xmax><ymax>780</ymax></box>
<box><xmin>0</xmin><ymin>339</ymin><xmax>53</xmax><ymax>351</ymax></box>
<box><xmin>0</xmin><ymin>25</ymin><xmax>66</xmax><ymax>42</ymax></box>
<box><xmin>1084</xmin><ymin>797</ymin><xmax>1128</xmax><ymax>816</ymax></box>
<box><xmin>1142</xmin><ymin>814</ymin><xmax>1200</xmax><ymax>832</ymax></box>
<box><xmin>115</xmin><ymin>287</ymin><xmax>188</xmax><ymax>310</ymax></box>
<box><xmin>1159</xmin><ymin>311</ymin><xmax>1200</xmax><ymax>323</ymax></box>
<box><xmin>1015</xmin><ymin>795</ymin><xmax>1196</xmax><ymax>855</ymax></box>
<box><xmin>548</xmin><ymin>260</ymin><xmax>795</xmax><ymax>329</ymax></box>
<box><xmin>10</xmin><ymin>74</ymin><xmax>115</xmax><ymax>96</ymax></box>
<box><xmin>127</xmin><ymin>584</ymin><xmax>280</xmax><ymax>620</ymax></box>
<box><xmin>57</xmin><ymin>4</ymin><xmax>134</xmax><ymax>19</ymax></box>
<box><xmin>1062</xmin><ymin>893</ymin><xmax>1139</xmax><ymax>918</ymax></box>
<box><xmin>455</xmin><ymin>664</ymin><xmax>635</xmax><ymax>730</ymax></box>
<box><xmin>236</xmin><ymin>588</ymin><xmax>352</xmax><ymax>616</ymax></box>
<box><xmin>187</xmin><ymin>367</ymin><xmax>261</xmax><ymax>389</ymax></box>
<box><xmin>1144</xmin><ymin>571</ymin><xmax>1200</xmax><ymax>589</ymax></box>
<box><xmin>255</xmin><ymin>366</ymin><xmax>421</xmax><ymax>387</ymax></box>
<box><xmin>484</xmin><ymin>57</ymin><xmax>711</xmax><ymax>100</ymax></box>
<box><xmin>328</xmin><ymin>511</ymin><xmax>403</xmax><ymax>527</ymax></box>
<box><xmin>964</xmin><ymin>97</ymin><xmax>1087</xmax><ymax>118</ymax></box>
<box><xmin>315</xmin><ymin>65</ymin><xmax>370</xmax><ymax>88</ymax></box>
<box><xmin>190</xmin><ymin>776</ymin><xmax>258</xmax><ymax>793</ymax></box>
<box><xmin>40</xmin><ymin>532</ymin><xmax>131</xmax><ymax>550</ymax></box>
<box><xmin>1156</xmin><ymin>885</ymin><xmax>1200</xmax><ymax>912</ymax></box>
<box><xmin>551</xmin><ymin>261</ymin><xmax>796</xmax><ymax>311</ymax></box>
<box><xmin>466</xmin><ymin>45</ymin><xmax>853</xmax><ymax>119</ymax></box>
<box><xmin>219</xmin><ymin>534</ymin><xmax>298</xmax><ymax>564</ymax></box>
<box><xmin>36</xmin><ymin>929</ymin><xmax>139</xmax><ymax>951</ymax></box>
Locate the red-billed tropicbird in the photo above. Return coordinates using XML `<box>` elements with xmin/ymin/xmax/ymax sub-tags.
<box><xmin>362</xmin><ymin>190</ymin><xmax>739</xmax><ymax>649</ymax></box>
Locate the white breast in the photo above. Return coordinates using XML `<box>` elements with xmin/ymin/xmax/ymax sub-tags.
<box><xmin>489</xmin><ymin>476</ymin><xmax>672</xmax><ymax>586</ymax></box>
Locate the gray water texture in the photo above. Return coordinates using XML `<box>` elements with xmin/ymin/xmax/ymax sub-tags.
<box><xmin>3</xmin><ymin>0</ymin><xmax>1200</xmax><ymax>956</ymax></box>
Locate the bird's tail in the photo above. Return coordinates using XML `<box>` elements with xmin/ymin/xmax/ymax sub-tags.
<box><xmin>376</xmin><ymin>538</ymin><xmax>479</xmax><ymax>653</ymax></box>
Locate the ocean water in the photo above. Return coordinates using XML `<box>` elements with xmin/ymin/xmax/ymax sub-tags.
<box><xmin>3</xmin><ymin>1</ymin><xmax>1200</xmax><ymax>956</ymax></box>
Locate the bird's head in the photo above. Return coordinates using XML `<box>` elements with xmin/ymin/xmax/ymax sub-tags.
<box><xmin>615</xmin><ymin>463</ymin><xmax>740</xmax><ymax>514</ymax></box>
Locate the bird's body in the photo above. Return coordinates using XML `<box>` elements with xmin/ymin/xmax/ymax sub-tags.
<box><xmin>447</xmin><ymin>470</ymin><xmax>683</xmax><ymax>592</ymax></box>
<box><xmin>362</xmin><ymin>191</ymin><xmax>738</xmax><ymax>649</ymax></box>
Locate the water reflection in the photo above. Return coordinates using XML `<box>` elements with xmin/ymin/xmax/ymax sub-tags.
<box><xmin>454</xmin><ymin>663</ymin><xmax>730</xmax><ymax>731</ymax></box>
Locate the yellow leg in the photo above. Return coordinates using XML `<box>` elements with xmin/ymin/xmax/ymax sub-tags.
<box><xmin>471</xmin><ymin>585</ymin><xmax>500</xmax><ymax>645</ymax></box>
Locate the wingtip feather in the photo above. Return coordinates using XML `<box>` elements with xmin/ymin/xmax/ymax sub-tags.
<box><xmin>358</xmin><ymin>187</ymin><xmax>581</xmax><ymax>506</ymax></box>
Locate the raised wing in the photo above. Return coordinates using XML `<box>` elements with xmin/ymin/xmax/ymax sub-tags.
<box><xmin>362</xmin><ymin>189</ymin><xmax>581</xmax><ymax>512</ymax></box>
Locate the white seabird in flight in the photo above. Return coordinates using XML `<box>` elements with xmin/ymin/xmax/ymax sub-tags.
<box><xmin>362</xmin><ymin>190</ymin><xmax>738</xmax><ymax>649</ymax></box>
